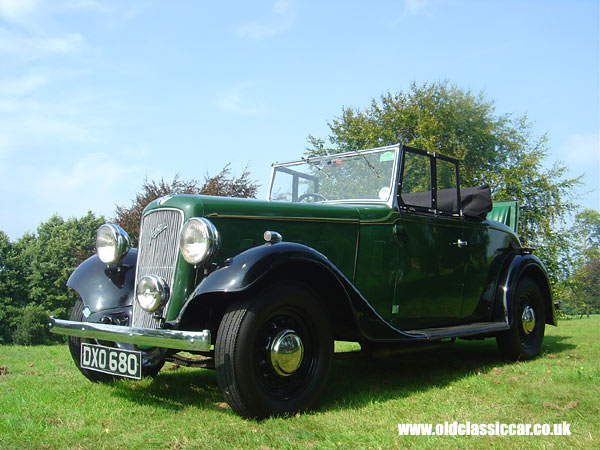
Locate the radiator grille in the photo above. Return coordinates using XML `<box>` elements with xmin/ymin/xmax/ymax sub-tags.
<box><xmin>132</xmin><ymin>209</ymin><xmax>184</xmax><ymax>329</ymax></box>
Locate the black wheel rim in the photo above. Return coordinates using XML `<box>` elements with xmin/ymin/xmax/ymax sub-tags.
<box><xmin>252</xmin><ymin>306</ymin><xmax>317</xmax><ymax>400</ymax></box>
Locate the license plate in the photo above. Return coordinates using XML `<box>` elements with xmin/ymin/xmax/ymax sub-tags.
<box><xmin>80</xmin><ymin>343</ymin><xmax>142</xmax><ymax>379</ymax></box>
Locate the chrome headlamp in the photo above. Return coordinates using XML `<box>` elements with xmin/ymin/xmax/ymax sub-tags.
<box><xmin>96</xmin><ymin>224</ymin><xmax>130</xmax><ymax>264</ymax></box>
<box><xmin>136</xmin><ymin>275</ymin><xmax>169</xmax><ymax>312</ymax></box>
<box><xmin>179</xmin><ymin>217</ymin><xmax>219</xmax><ymax>265</ymax></box>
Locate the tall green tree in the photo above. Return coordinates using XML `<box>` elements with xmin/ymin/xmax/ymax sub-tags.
<box><xmin>570</xmin><ymin>258</ymin><xmax>600</xmax><ymax>316</ymax></box>
<box><xmin>23</xmin><ymin>212</ymin><xmax>105</xmax><ymax>318</ymax></box>
<box><xmin>0</xmin><ymin>212</ymin><xmax>105</xmax><ymax>344</ymax></box>
<box><xmin>558</xmin><ymin>209</ymin><xmax>600</xmax><ymax>315</ymax></box>
<box><xmin>307</xmin><ymin>81</ymin><xmax>581</xmax><ymax>285</ymax></box>
<box><xmin>571</xmin><ymin>209</ymin><xmax>600</xmax><ymax>265</ymax></box>
<box><xmin>0</xmin><ymin>232</ymin><xmax>18</xmax><ymax>306</ymax></box>
<box><xmin>0</xmin><ymin>231</ymin><xmax>23</xmax><ymax>343</ymax></box>
<box><xmin>307</xmin><ymin>82</ymin><xmax>521</xmax><ymax>187</ymax></box>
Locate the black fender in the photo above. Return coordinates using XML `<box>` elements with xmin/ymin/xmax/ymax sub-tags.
<box><xmin>175</xmin><ymin>242</ymin><xmax>428</xmax><ymax>342</ymax></box>
<box><xmin>67</xmin><ymin>249</ymin><xmax>137</xmax><ymax>321</ymax></box>
<box><xmin>495</xmin><ymin>252</ymin><xmax>557</xmax><ymax>326</ymax></box>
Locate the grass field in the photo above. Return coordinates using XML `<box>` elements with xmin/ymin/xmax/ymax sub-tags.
<box><xmin>1</xmin><ymin>316</ymin><xmax>598</xmax><ymax>449</ymax></box>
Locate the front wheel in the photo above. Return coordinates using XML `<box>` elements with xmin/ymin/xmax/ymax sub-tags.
<box><xmin>496</xmin><ymin>277</ymin><xmax>546</xmax><ymax>360</ymax></box>
<box><xmin>215</xmin><ymin>282</ymin><xmax>333</xmax><ymax>418</ymax></box>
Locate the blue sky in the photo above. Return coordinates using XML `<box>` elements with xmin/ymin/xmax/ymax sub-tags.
<box><xmin>0</xmin><ymin>0</ymin><xmax>598</xmax><ymax>240</ymax></box>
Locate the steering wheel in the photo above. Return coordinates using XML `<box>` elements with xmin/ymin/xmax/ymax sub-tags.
<box><xmin>297</xmin><ymin>193</ymin><xmax>328</xmax><ymax>202</ymax></box>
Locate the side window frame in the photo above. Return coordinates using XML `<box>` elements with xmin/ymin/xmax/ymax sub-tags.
<box><xmin>271</xmin><ymin>166</ymin><xmax>320</xmax><ymax>202</ymax></box>
<box><xmin>397</xmin><ymin>145</ymin><xmax>463</xmax><ymax>217</ymax></box>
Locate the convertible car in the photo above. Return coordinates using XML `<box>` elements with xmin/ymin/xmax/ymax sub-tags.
<box><xmin>49</xmin><ymin>143</ymin><xmax>556</xmax><ymax>418</ymax></box>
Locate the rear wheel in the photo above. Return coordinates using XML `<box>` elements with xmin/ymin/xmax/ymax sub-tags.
<box><xmin>67</xmin><ymin>299</ymin><xmax>164</xmax><ymax>382</ymax></box>
<box><xmin>215</xmin><ymin>283</ymin><xmax>333</xmax><ymax>418</ymax></box>
<box><xmin>496</xmin><ymin>277</ymin><xmax>546</xmax><ymax>360</ymax></box>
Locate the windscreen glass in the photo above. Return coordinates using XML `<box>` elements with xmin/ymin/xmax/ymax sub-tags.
<box><xmin>269</xmin><ymin>148</ymin><xmax>397</xmax><ymax>203</ymax></box>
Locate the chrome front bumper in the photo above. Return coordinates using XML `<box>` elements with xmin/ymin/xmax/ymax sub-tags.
<box><xmin>48</xmin><ymin>317</ymin><xmax>211</xmax><ymax>352</ymax></box>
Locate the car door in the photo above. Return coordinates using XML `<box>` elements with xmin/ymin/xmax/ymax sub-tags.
<box><xmin>391</xmin><ymin>147</ymin><xmax>468</xmax><ymax>330</ymax></box>
<box><xmin>460</xmin><ymin>219</ymin><xmax>517</xmax><ymax>322</ymax></box>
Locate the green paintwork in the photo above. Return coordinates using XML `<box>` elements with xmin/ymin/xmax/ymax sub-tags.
<box><xmin>143</xmin><ymin>195</ymin><xmax>360</xmax><ymax>322</ymax></box>
<box><xmin>487</xmin><ymin>200</ymin><xmax>519</xmax><ymax>234</ymax></box>
<box><xmin>138</xmin><ymin>148</ymin><xmax>522</xmax><ymax>335</ymax></box>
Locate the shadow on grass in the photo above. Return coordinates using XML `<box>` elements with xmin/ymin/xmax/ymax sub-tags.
<box><xmin>111</xmin><ymin>368</ymin><xmax>224</xmax><ymax>412</ymax></box>
<box><xmin>542</xmin><ymin>334</ymin><xmax>577</xmax><ymax>353</ymax></box>
<box><xmin>319</xmin><ymin>334</ymin><xmax>576</xmax><ymax>412</ymax></box>
<box><xmin>110</xmin><ymin>334</ymin><xmax>576</xmax><ymax>416</ymax></box>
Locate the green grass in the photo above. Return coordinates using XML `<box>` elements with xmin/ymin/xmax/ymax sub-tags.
<box><xmin>1</xmin><ymin>317</ymin><xmax>598</xmax><ymax>449</ymax></box>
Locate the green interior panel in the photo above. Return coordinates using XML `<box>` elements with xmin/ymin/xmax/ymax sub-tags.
<box><xmin>487</xmin><ymin>200</ymin><xmax>519</xmax><ymax>234</ymax></box>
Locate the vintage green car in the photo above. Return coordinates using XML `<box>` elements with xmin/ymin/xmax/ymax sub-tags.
<box><xmin>49</xmin><ymin>144</ymin><xmax>556</xmax><ymax>418</ymax></box>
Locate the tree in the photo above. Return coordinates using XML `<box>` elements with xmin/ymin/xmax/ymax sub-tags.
<box><xmin>12</xmin><ymin>304</ymin><xmax>54</xmax><ymax>345</ymax></box>
<box><xmin>571</xmin><ymin>209</ymin><xmax>600</xmax><ymax>265</ymax></box>
<box><xmin>307</xmin><ymin>82</ymin><xmax>520</xmax><ymax>187</ymax></box>
<box><xmin>307</xmin><ymin>81</ymin><xmax>581</xmax><ymax>286</ymax></box>
<box><xmin>23</xmin><ymin>212</ymin><xmax>105</xmax><ymax>318</ymax></box>
<box><xmin>571</xmin><ymin>258</ymin><xmax>600</xmax><ymax>317</ymax></box>
<box><xmin>558</xmin><ymin>209</ymin><xmax>600</xmax><ymax>315</ymax></box>
<box><xmin>0</xmin><ymin>231</ymin><xmax>23</xmax><ymax>343</ymax></box>
<box><xmin>0</xmin><ymin>232</ymin><xmax>17</xmax><ymax>305</ymax></box>
<box><xmin>114</xmin><ymin>165</ymin><xmax>258</xmax><ymax>246</ymax></box>
<box><xmin>0</xmin><ymin>212</ymin><xmax>105</xmax><ymax>344</ymax></box>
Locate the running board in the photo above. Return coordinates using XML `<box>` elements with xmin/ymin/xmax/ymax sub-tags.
<box><xmin>403</xmin><ymin>322</ymin><xmax>509</xmax><ymax>341</ymax></box>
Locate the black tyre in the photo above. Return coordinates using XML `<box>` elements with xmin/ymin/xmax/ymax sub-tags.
<box><xmin>496</xmin><ymin>277</ymin><xmax>546</xmax><ymax>360</ymax></box>
<box><xmin>68</xmin><ymin>299</ymin><xmax>164</xmax><ymax>382</ymax></box>
<box><xmin>215</xmin><ymin>282</ymin><xmax>333</xmax><ymax>418</ymax></box>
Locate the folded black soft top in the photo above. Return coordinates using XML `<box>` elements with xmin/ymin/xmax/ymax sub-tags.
<box><xmin>459</xmin><ymin>184</ymin><xmax>492</xmax><ymax>221</ymax></box>
<box><xmin>401</xmin><ymin>184</ymin><xmax>492</xmax><ymax>221</ymax></box>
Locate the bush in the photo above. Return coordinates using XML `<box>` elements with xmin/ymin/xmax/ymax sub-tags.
<box><xmin>12</xmin><ymin>305</ymin><xmax>55</xmax><ymax>346</ymax></box>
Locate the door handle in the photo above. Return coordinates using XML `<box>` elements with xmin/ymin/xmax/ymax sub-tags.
<box><xmin>451</xmin><ymin>239</ymin><xmax>468</xmax><ymax>248</ymax></box>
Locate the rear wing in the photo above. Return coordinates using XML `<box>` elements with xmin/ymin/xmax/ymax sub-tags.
<box><xmin>487</xmin><ymin>200</ymin><xmax>519</xmax><ymax>234</ymax></box>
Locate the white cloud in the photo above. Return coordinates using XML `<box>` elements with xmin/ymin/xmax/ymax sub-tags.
<box><xmin>237</xmin><ymin>0</ymin><xmax>295</xmax><ymax>40</ymax></box>
<box><xmin>0</xmin><ymin>150</ymin><xmax>145</xmax><ymax>238</ymax></box>
<box><xmin>32</xmin><ymin>152</ymin><xmax>142</xmax><ymax>220</ymax></box>
<box><xmin>0</xmin><ymin>0</ymin><xmax>40</xmax><ymax>28</ymax></box>
<box><xmin>0</xmin><ymin>0</ymin><xmax>88</xmax><ymax>58</ymax></box>
<box><xmin>562</xmin><ymin>132</ymin><xmax>600</xmax><ymax>164</ymax></box>
<box><xmin>398</xmin><ymin>0</ymin><xmax>437</xmax><ymax>21</ymax></box>
<box><xmin>0</xmin><ymin>73</ymin><xmax>47</xmax><ymax>96</ymax></box>
<box><xmin>35</xmin><ymin>152</ymin><xmax>135</xmax><ymax>197</ymax></box>
<box><xmin>38</xmin><ymin>32</ymin><xmax>84</xmax><ymax>53</ymax></box>
<box><xmin>215</xmin><ymin>82</ymin><xmax>265</xmax><ymax>116</ymax></box>
<box><xmin>0</xmin><ymin>133</ymin><xmax>13</xmax><ymax>151</ymax></box>
<box><xmin>0</xmin><ymin>114</ymin><xmax>92</xmax><ymax>154</ymax></box>
<box><xmin>0</xmin><ymin>27</ymin><xmax>84</xmax><ymax>57</ymax></box>
<box><xmin>0</xmin><ymin>0</ymin><xmax>114</xmax><ymax>25</ymax></box>
<box><xmin>0</xmin><ymin>87</ymin><xmax>104</xmax><ymax>154</ymax></box>
<box><xmin>559</xmin><ymin>132</ymin><xmax>600</xmax><ymax>210</ymax></box>
<box><xmin>68</xmin><ymin>0</ymin><xmax>113</xmax><ymax>13</ymax></box>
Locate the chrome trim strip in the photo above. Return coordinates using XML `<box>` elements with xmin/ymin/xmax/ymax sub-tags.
<box><xmin>205</xmin><ymin>213</ymin><xmax>360</xmax><ymax>224</ymax></box>
<box><xmin>270</xmin><ymin>144</ymin><xmax>400</xmax><ymax>167</ymax></box>
<box><xmin>501</xmin><ymin>260</ymin><xmax>517</xmax><ymax>326</ymax></box>
<box><xmin>266</xmin><ymin>165</ymin><xmax>275</xmax><ymax>201</ymax></box>
<box><xmin>48</xmin><ymin>317</ymin><xmax>211</xmax><ymax>352</ymax></box>
<box><xmin>388</xmin><ymin>145</ymin><xmax>400</xmax><ymax>210</ymax></box>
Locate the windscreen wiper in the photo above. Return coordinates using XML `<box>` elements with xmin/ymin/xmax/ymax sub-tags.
<box><xmin>302</xmin><ymin>157</ymin><xmax>330</xmax><ymax>178</ymax></box>
<box><xmin>355</xmin><ymin>150</ymin><xmax>381</xmax><ymax>178</ymax></box>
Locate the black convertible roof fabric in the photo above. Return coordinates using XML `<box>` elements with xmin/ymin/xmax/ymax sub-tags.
<box><xmin>460</xmin><ymin>184</ymin><xmax>492</xmax><ymax>221</ymax></box>
<box><xmin>401</xmin><ymin>184</ymin><xmax>492</xmax><ymax>221</ymax></box>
